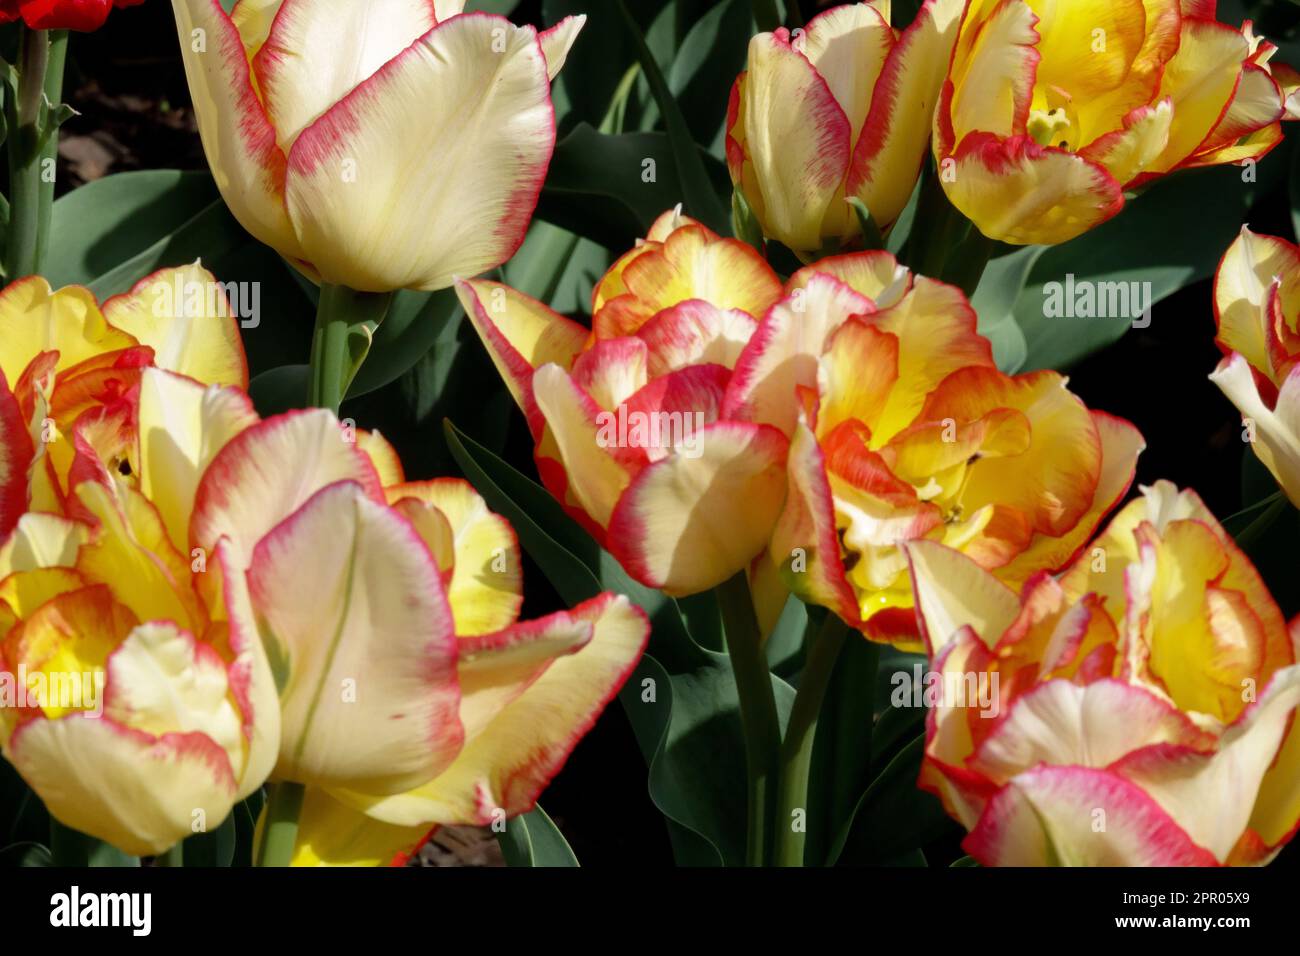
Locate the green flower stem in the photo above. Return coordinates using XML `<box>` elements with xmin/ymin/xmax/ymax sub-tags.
<box><xmin>717</xmin><ymin>571</ymin><xmax>781</xmax><ymax>867</ymax></box>
<box><xmin>255</xmin><ymin>782</ymin><xmax>305</xmax><ymax>868</ymax></box>
<box><xmin>306</xmin><ymin>283</ymin><xmax>392</xmax><ymax>413</ymax></box>
<box><xmin>4</xmin><ymin>27</ymin><xmax>64</xmax><ymax>281</ymax></box>
<box><xmin>34</xmin><ymin>30</ymin><xmax>68</xmax><ymax>274</ymax></box>
<box><xmin>773</xmin><ymin>613</ymin><xmax>847</xmax><ymax>866</ymax></box>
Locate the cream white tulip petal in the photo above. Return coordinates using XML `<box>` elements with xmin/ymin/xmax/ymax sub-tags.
<box><xmin>335</xmin><ymin>593</ymin><xmax>648</xmax><ymax>827</ymax></box>
<box><xmin>253</xmin><ymin>0</ymin><xmax>440</xmax><ymax>149</ymax></box>
<box><xmin>247</xmin><ymin>481</ymin><xmax>461</xmax><ymax>794</ymax></box>
<box><xmin>136</xmin><ymin>369</ymin><xmax>259</xmax><ymax>554</ymax></box>
<box><xmin>170</xmin><ymin>0</ymin><xmax>305</xmax><ymax>261</ymax></box>
<box><xmin>8</xmin><ymin>715</ymin><xmax>239</xmax><ymax>857</ymax></box>
<box><xmin>538</xmin><ymin>14</ymin><xmax>586</xmax><ymax>81</ymax></box>
<box><xmin>190</xmin><ymin>408</ymin><xmax>383</xmax><ymax>567</ymax></box>
<box><xmin>1114</xmin><ymin>666</ymin><xmax>1300</xmax><ymax>862</ymax></box>
<box><xmin>283</xmin><ymin>14</ymin><xmax>559</xmax><ymax>292</ymax></box>
<box><xmin>1211</xmin><ymin>354</ymin><xmax>1300</xmax><ymax>507</ymax></box>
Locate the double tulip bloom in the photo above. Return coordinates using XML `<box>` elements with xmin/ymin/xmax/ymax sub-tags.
<box><xmin>935</xmin><ymin>0</ymin><xmax>1300</xmax><ymax>245</ymax></box>
<box><xmin>0</xmin><ymin>274</ymin><xmax>647</xmax><ymax>860</ymax></box>
<box><xmin>749</xmin><ymin>254</ymin><xmax>1143</xmax><ymax>647</ymax></box>
<box><xmin>0</xmin><ymin>0</ymin><xmax>142</xmax><ymax>31</ymax></box>
<box><xmin>1210</xmin><ymin>228</ymin><xmax>1300</xmax><ymax>508</ymax></box>
<box><xmin>908</xmin><ymin>482</ymin><xmax>1300</xmax><ymax>866</ymax></box>
<box><xmin>457</xmin><ymin>210</ymin><xmax>791</xmax><ymax>597</ymax></box>
<box><xmin>171</xmin><ymin>0</ymin><xmax>583</xmax><ymax>292</ymax></box>
<box><xmin>727</xmin><ymin>0</ymin><xmax>964</xmax><ymax>254</ymax></box>
<box><xmin>0</xmin><ymin>264</ymin><xmax>247</xmax><ymax>535</ymax></box>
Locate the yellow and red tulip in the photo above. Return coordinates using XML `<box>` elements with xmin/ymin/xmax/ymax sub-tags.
<box><xmin>0</xmin><ymin>265</ymin><xmax>248</xmax><ymax>537</ymax></box>
<box><xmin>2</xmin><ymin>352</ymin><xmax>648</xmax><ymax>860</ymax></box>
<box><xmin>907</xmin><ymin>481</ymin><xmax>1300</xmax><ymax>866</ymax></box>
<box><xmin>170</xmin><ymin>0</ymin><xmax>583</xmax><ymax>293</ymax></box>
<box><xmin>0</xmin><ymin>0</ymin><xmax>142</xmax><ymax>31</ymax></box>
<box><xmin>0</xmin><ymin>367</ymin><xmax>272</xmax><ymax>857</ymax></box>
<box><xmin>735</xmin><ymin>252</ymin><xmax>1144</xmax><ymax>648</ymax></box>
<box><xmin>456</xmin><ymin>210</ymin><xmax>791</xmax><ymax>596</ymax></box>
<box><xmin>934</xmin><ymin>0</ymin><xmax>1300</xmax><ymax>245</ymax></box>
<box><xmin>726</xmin><ymin>0</ymin><xmax>965</xmax><ymax>254</ymax></box>
<box><xmin>1209</xmin><ymin>227</ymin><xmax>1300</xmax><ymax>507</ymax></box>
<box><xmin>182</xmin><ymin>397</ymin><xmax>648</xmax><ymax>866</ymax></box>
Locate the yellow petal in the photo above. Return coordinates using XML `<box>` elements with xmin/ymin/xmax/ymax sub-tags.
<box><xmin>136</xmin><ymin>368</ymin><xmax>260</xmax><ymax>556</ymax></box>
<box><xmin>1151</xmin><ymin>18</ymin><xmax>1250</xmax><ymax>172</ymax></box>
<box><xmin>287</xmin><ymin>787</ymin><xmax>428</xmax><ymax>866</ymax></box>
<box><xmin>1213</xmin><ymin>227</ymin><xmax>1300</xmax><ymax>380</ymax></box>
<box><xmin>0</xmin><ymin>513</ymin><xmax>87</xmax><ymax>578</ymax></box>
<box><xmin>942</xmin><ymin>134</ymin><xmax>1124</xmax><ymax>246</ymax></box>
<box><xmin>100</xmin><ymin>263</ymin><xmax>249</xmax><ymax>390</ymax></box>
<box><xmin>455</xmin><ymin>278</ymin><xmax>589</xmax><ymax>438</ymax></box>
<box><xmin>386</xmin><ymin>479</ymin><xmax>523</xmax><ymax>637</ymax></box>
<box><xmin>738</xmin><ymin>30</ymin><xmax>851</xmax><ymax>252</ymax></box>
<box><xmin>0</xmin><ymin>277</ymin><xmax>135</xmax><ymax>387</ymax></box>
<box><xmin>849</xmin><ymin>0</ymin><xmax>965</xmax><ymax>228</ymax></box>
<box><xmin>1211</xmin><ymin>354</ymin><xmax>1300</xmax><ymax>508</ymax></box>
<box><xmin>339</xmin><ymin>593</ymin><xmax>647</xmax><ymax>826</ymax></box>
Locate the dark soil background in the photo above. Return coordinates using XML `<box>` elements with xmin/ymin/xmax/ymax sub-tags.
<box><xmin>40</xmin><ymin>0</ymin><xmax>1300</xmax><ymax>867</ymax></box>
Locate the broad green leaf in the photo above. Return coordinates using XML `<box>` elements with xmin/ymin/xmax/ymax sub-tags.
<box><xmin>970</xmin><ymin>244</ymin><xmax>1043</xmax><ymax>373</ymax></box>
<box><xmin>497</xmin><ymin>805</ymin><xmax>580</xmax><ymax>866</ymax></box>
<box><xmin>616</xmin><ymin>0</ymin><xmax>730</xmax><ymax>234</ymax></box>
<box><xmin>805</xmin><ymin>630</ymin><xmax>881</xmax><ymax>866</ymax></box>
<box><xmin>1017</xmin><ymin>160</ymin><xmax>1286</xmax><ymax>371</ymax></box>
<box><xmin>46</xmin><ymin>170</ymin><xmax>220</xmax><ymax>288</ymax></box>
<box><xmin>668</xmin><ymin>0</ymin><xmax>750</xmax><ymax>154</ymax></box>
<box><xmin>349</xmin><ymin>289</ymin><xmax>461</xmax><ymax>399</ymax></box>
<box><xmin>0</xmin><ymin>842</ymin><xmax>52</xmax><ymax>866</ymax></box>
<box><xmin>504</xmin><ymin>220</ymin><xmax>611</xmax><ymax>315</ymax></box>
<box><xmin>830</xmin><ymin>735</ymin><xmax>957</xmax><ymax>865</ymax></box>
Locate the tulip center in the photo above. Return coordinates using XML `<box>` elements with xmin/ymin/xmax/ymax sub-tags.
<box><xmin>1027</xmin><ymin>108</ymin><xmax>1074</xmax><ymax>151</ymax></box>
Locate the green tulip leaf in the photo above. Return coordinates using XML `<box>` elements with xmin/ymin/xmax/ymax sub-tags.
<box><xmin>497</xmin><ymin>805</ymin><xmax>580</xmax><ymax>867</ymax></box>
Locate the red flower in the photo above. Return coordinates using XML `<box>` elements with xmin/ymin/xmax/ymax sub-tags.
<box><xmin>0</xmin><ymin>0</ymin><xmax>143</xmax><ymax>32</ymax></box>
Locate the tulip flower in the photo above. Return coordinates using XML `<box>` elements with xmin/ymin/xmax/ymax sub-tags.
<box><xmin>456</xmin><ymin>209</ymin><xmax>791</xmax><ymax>597</ymax></box>
<box><xmin>1</xmin><ymin>361</ymin><xmax>649</xmax><ymax>862</ymax></box>
<box><xmin>0</xmin><ymin>264</ymin><xmax>248</xmax><ymax>537</ymax></box>
<box><xmin>934</xmin><ymin>1</ymin><xmax>1300</xmax><ymax>245</ymax></box>
<box><xmin>726</xmin><ymin>0</ymin><xmax>965</xmax><ymax>255</ymax></box>
<box><xmin>1209</xmin><ymin>227</ymin><xmax>1300</xmax><ymax>507</ymax></box>
<box><xmin>906</xmin><ymin>481</ymin><xmax>1300</xmax><ymax>866</ymax></box>
<box><xmin>0</xmin><ymin>0</ymin><xmax>142</xmax><ymax>31</ymax></box>
<box><xmin>170</xmin><ymin>0</ymin><xmax>583</xmax><ymax>294</ymax></box>
<box><xmin>731</xmin><ymin>252</ymin><xmax>1144</xmax><ymax>649</ymax></box>
<box><xmin>0</xmin><ymin>370</ymin><xmax>274</xmax><ymax>856</ymax></box>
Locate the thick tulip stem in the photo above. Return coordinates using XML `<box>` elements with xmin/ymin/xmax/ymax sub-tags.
<box><xmin>773</xmin><ymin>614</ymin><xmax>847</xmax><ymax>867</ymax></box>
<box><xmin>307</xmin><ymin>284</ymin><xmax>392</xmax><ymax>414</ymax></box>
<box><xmin>256</xmin><ymin>782</ymin><xmax>305</xmax><ymax>868</ymax></box>
<box><xmin>4</xmin><ymin>28</ymin><xmax>66</xmax><ymax>282</ymax></box>
<box><xmin>717</xmin><ymin>571</ymin><xmax>781</xmax><ymax>867</ymax></box>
